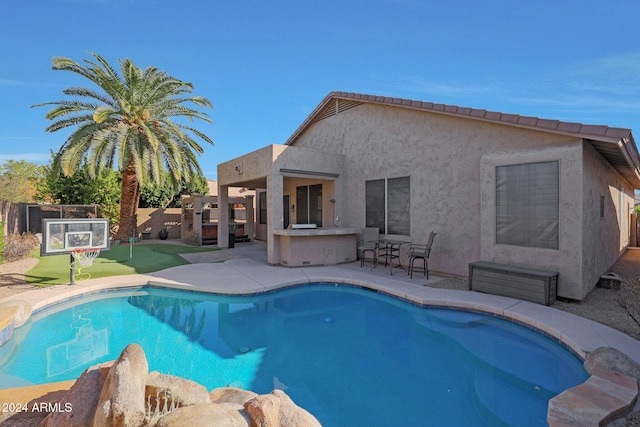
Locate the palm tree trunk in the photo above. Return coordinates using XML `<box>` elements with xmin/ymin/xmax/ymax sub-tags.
<box><xmin>115</xmin><ymin>160</ymin><xmax>140</xmax><ymax>241</ymax></box>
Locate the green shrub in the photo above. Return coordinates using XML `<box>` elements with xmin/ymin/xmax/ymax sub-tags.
<box><xmin>2</xmin><ymin>233</ymin><xmax>39</xmax><ymax>262</ymax></box>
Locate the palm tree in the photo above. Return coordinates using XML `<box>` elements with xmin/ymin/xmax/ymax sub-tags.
<box><xmin>34</xmin><ymin>52</ymin><xmax>213</xmax><ymax>240</ymax></box>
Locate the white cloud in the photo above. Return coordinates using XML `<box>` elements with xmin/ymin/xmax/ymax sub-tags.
<box><xmin>0</xmin><ymin>78</ymin><xmax>30</xmax><ymax>87</ymax></box>
<box><xmin>0</xmin><ymin>77</ymin><xmax>59</xmax><ymax>89</ymax></box>
<box><xmin>579</xmin><ymin>52</ymin><xmax>640</xmax><ymax>79</ymax></box>
<box><xmin>518</xmin><ymin>95</ymin><xmax>640</xmax><ymax>113</ymax></box>
<box><xmin>399</xmin><ymin>79</ymin><xmax>496</xmax><ymax>98</ymax></box>
<box><xmin>503</xmin><ymin>53</ymin><xmax>640</xmax><ymax>119</ymax></box>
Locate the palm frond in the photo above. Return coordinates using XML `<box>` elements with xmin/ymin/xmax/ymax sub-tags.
<box><xmin>45</xmin><ymin>114</ymin><xmax>95</xmax><ymax>132</ymax></box>
<box><xmin>36</xmin><ymin>52</ymin><xmax>214</xmax><ymax>218</ymax></box>
<box><xmin>63</xmin><ymin>87</ymin><xmax>117</xmax><ymax>108</ymax></box>
<box><xmin>43</xmin><ymin>101</ymin><xmax>101</xmax><ymax>120</ymax></box>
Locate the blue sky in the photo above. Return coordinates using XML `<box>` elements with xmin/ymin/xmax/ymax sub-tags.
<box><xmin>1</xmin><ymin>1</ymin><xmax>639</xmax><ymax>180</ymax></box>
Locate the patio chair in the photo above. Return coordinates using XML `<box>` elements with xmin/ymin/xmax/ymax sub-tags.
<box><xmin>358</xmin><ymin>227</ymin><xmax>380</xmax><ymax>267</ymax></box>
<box><xmin>407</xmin><ymin>231</ymin><xmax>436</xmax><ymax>279</ymax></box>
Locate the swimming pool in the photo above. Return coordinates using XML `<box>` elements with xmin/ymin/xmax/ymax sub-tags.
<box><xmin>0</xmin><ymin>283</ymin><xmax>587</xmax><ymax>426</ymax></box>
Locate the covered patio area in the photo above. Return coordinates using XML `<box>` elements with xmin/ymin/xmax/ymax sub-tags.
<box><xmin>217</xmin><ymin>144</ymin><xmax>360</xmax><ymax>266</ymax></box>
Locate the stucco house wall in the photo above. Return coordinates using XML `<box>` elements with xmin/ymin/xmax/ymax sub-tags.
<box><xmin>581</xmin><ymin>142</ymin><xmax>634</xmax><ymax>295</ymax></box>
<box><xmin>292</xmin><ymin>104</ymin><xmax>586</xmax><ymax>286</ymax></box>
<box><xmin>479</xmin><ymin>143</ymin><xmax>584</xmax><ymax>298</ymax></box>
<box><xmin>219</xmin><ymin>144</ymin><xmax>345</xmax><ymax>264</ymax></box>
<box><xmin>218</xmin><ymin>92</ymin><xmax>639</xmax><ymax>300</ymax></box>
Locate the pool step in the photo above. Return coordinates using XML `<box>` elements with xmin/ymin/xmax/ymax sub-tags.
<box><xmin>472</xmin><ymin>368</ymin><xmax>550</xmax><ymax>426</ymax></box>
<box><xmin>412</xmin><ymin>311</ymin><xmax>486</xmax><ymax>330</ymax></box>
<box><xmin>422</xmin><ymin>311</ymin><xmax>586</xmax><ymax>394</ymax></box>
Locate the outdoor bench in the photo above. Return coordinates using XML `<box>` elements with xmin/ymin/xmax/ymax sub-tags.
<box><xmin>468</xmin><ymin>261</ymin><xmax>558</xmax><ymax>306</ymax></box>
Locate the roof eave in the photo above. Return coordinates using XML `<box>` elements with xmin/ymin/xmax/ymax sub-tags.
<box><xmin>285</xmin><ymin>92</ymin><xmax>640</xmax><ymax>187</ymax></box>
<box><xmin>617</xmin><ymin>135</ymin><xmax>640</xmax><ymax>188</ymax></box>
<box><xmin>285</xmin><ymin>92</ymin><xmax>339</xmax><ymax>146</ymax></box>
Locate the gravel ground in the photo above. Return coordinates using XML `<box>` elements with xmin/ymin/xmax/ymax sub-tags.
<box><xmin>560</xmin><ymin>249</ymin><xmax>640</xmax><ymax>342</ymax></box>
<box><xmin>0</xmin><ymin>257</ymin><xmax>39</xmax><ymax>300</ymax></box>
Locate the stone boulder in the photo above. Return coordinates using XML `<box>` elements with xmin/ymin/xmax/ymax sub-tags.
<box><xmin>271</xmin><ymin>390</ymin><xmax>321</xmax><ymax>427</ymax></box>
<box><xmin>146</xmin><ymin>371</ymin><xmax>211</xmax><ymax>416</ymax></box>
<box><xmin>210</xmin><ymin>387</ymin><xmax>259</xmax><ymax>406</ymax></box>
<box><xmin>584</xmin><ymin>347</ymin><xmax>640</xmax><ymax>379</ymax></box>
<box><xmin>34</xmin><ymin>344</ymin><xmax>322</xmax><ymax>427</ymax></box>
<box><xmin>244</xmin><ymin>389</ymin><xmax>321</xmax><ymax>427</ymax></box>
<box><xmin>154</xmin><ymin>403</ymin><xmax>250</xmax><ymax>427</ymax></box>
<box><xmin>244</xmin><ymin>393</ymin><xmax>280</xmax><ymax>427</ymax></box>
<box><xmin>40</xmin><ymin>361</ymin><xmax>113</xmax><ymax>427</ymax></box>
<box><xmin>93</xmin><ymin>343</ymin><xmax>149</xmax><ymax>427</ymax></box>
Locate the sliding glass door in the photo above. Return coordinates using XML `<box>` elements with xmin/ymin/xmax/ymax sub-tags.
<box><xmin>296</xmin><ymin>184</ymin><xmax>322</xmax><ymax>227</ymax></box>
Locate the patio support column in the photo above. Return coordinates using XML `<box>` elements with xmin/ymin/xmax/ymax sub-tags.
<box><xmin>180</xmin><ymin>195</ymin><xmax>193</xmax><ymax>244</ymax></box>
<box><xmin>218</xmin><ymin>184</ymin><xmax>229</xmax><ymax>248</ymax></box>
<box><xmin>267</xmin><ymin>173</ymin><xmax>283</xmax><ymax>265</ymax></box>
<box><xmin>193</xmin><ymin>194</ymin><xmax>203</xmax><ymax>246</ymax></box>
<box><xmin>334</xmin><ymin>176</ymin><xmax>347</xmax><ymax>228</ymax></box>
<box><xmin>245</xmin><ymin>195</ymin><xmax>255</xmax><ymax>240</ymax></box>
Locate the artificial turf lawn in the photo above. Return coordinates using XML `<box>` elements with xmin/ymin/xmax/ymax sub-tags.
<box><xmin>26</xmin><ymin>243</ymin><xmax>217</xmax><ymax>286</ymax></box>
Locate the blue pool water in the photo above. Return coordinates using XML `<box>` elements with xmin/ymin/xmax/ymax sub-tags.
<box><xmin>0</xmin><ymin>284</ymin><xmax>587</xmax><ymax>426</ymax></box>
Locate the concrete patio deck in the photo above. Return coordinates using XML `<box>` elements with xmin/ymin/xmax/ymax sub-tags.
<box><xmin>1</xmin><ymin>241</ymin><xmax>639</xmax><ymax>425</ymax></box>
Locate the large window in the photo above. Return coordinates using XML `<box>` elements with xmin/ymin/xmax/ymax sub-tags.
<box><xmin>495</xmin><ymin>161</ymin><xmax>559</xmax><ymax>249</ymax></box>
<box><xmin>365</xmin><ymin>176</ymin><xmax>410</xmax><ymax>235</ymax></box>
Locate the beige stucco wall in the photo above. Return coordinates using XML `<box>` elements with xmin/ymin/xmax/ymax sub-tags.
<box><xmin>137</xmin><ymin>208</ymin><xmax>181</xmax><ymax>239</ymax></box>
<box><xmin>581</xmin><ymin>142</ymin><xmax>634</xmax><ymax>295</ymax></box>
<box><xmin>218</xmin><ymin>145</ymin><xmax>346</xmax><ymax>263</ymax></box>
<box><xmin>293</xmin><ymin>104</ymin><xmax>585</xmax><ymax>283</ymax></box>
<box><xmin>219</xmin><ymin>103</ymin><xmax>636</xmax><ymax>299</ymax></box>
<box><xmin>479</xmin><ymin>144</ymin><xmax>584</xmax><ymax>298</ymax></box>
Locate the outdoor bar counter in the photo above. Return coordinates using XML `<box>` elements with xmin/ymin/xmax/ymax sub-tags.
<box><xmin>273</xmin><ymin>227</ymin><xmax>359</xmax><ymax>267</ymax></box>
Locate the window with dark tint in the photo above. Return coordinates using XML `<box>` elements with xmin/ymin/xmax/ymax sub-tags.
<box><xmin>495</xmin><ymin>161</ymin><xmax>559</xmax><ymax>249</ymax></box>
<box><xmin>258</xmin><ymin>191</ymin><xmax>267</xmax><ymax>225</ymax></box>
<box><xmin>365</xmin><ymin>179</ymin><xmax>385</xmax><ymax>231</ymax></box>
<box><xmin>296</xmin><ymin>184</ymin><xmax>322</xmax><ymax>226</ymax></box>
<box><xmin>365</xmin><ymin>176</ymin><xmax>410</xmax><ymax>235</ymax></box>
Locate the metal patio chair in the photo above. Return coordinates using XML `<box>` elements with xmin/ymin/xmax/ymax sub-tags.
<box><xmin>358</xmin><ymin>227</ymin><xmax>380</xmax><ymax>267</ymax></box>
<box><xmin>407</xmin><ymin>231</ymin><xmax>436</xmax><ymax>279</ymax></box>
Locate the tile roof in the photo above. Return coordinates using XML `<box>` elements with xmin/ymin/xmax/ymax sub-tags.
<box><xmin>285</xmin><ymin>91</ymin><xmax>640</xmax><ymax>187</ymax></box>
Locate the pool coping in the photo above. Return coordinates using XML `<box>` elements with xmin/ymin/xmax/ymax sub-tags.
<box><xmin>1</xmin><ymin>257</ymin><xmax>640</xmax><ymax>424</ymax></box>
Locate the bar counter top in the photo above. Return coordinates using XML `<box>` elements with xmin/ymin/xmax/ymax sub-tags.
<box><xmin>272</xmin><ymin>227</ymin><xmax>360</xmax><ymax>236</ymax></box>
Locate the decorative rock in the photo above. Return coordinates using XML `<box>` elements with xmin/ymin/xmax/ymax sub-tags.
<box><xmin>548</xmin><ymin>365</ymin><xmax>638</xmax><ymax>426</ymax></box>
<box><xmin>154</xmin><ymin>403</ymin><xmax>250</xmax><ymax>427</ymax></box>
<box><xmin>146</xmin><ymin>371</ymin><xmax>211</xmax><ymax>415</ymax></box>
<box><xmin>244</xmin><ymin>390</ymin><xmax>321</xmax><ymax>427</ymax></box>
<box><xmin>41</xmin><ymin>361</ymin><xmax>113</xmax><ymax>427</ymax></box>
<box><xmin>270</xmin><ymin>389</ymin><xmax>322</xmax><ymax>427</ymax></box>
<box><xmin>93</xmin><ymin>343</ymin><xmax>149</xmax><ymax>427</ymax></box>
<box><xmin>244</xmin><ymin>394</ymin><xmax>280</xmax><ymax>427</ymax></box>
<box><xmin>29</xmin><ymin>344</ymin><xmax>321</xmax><ymax>427</ymax></box>
<box><xmin>210</xmin><ymin>387</ymin><xmax>258</xmax><ymax>405</ymax></box>
<box><xmin>584</xmin><ymin>347</ymin><xmax>640</xmax><ymax>379</ymax></box>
